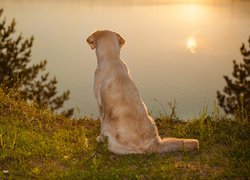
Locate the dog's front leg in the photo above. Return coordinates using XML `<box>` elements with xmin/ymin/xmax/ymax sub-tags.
<box><xmin>97</xmin><ymin>105</ymin><xmax>105</xmax><ymax>143</ymax></box>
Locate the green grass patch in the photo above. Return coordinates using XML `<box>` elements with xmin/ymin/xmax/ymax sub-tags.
<box><xmin>0</xmin><ymin>89</ymin><xmax>249</xmax><ymax>179</ymax></box>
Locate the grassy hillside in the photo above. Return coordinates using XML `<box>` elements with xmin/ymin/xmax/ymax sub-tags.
<box><xmin>0</xmin><ymin>89</ymin><xmax>249</xmax><ymax>179</ymax></box>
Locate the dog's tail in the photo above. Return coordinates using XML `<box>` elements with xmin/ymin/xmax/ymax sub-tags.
<box><xmin>157</xmin><ymin>137</ymin><xmax>199</xmax><ymax>153</ymax></box>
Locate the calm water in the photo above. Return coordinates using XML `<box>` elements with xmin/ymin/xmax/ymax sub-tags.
<box><xmin>1</xmin><ymin>0</ymin><xmax>250</xmax><ymax>119</ymax></box>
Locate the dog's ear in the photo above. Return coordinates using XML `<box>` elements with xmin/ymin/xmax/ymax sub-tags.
<box><xmin>116</xmin><ymin>33</ymin><xmax>125</xmax><ymax>47</ymax></box>
<box><xmin>86</xmin><ymin>34</ymin><xmax>96</xmax><ymax>49</ymax></box>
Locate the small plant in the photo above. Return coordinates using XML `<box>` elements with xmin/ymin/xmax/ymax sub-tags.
<box><xmin>154</xmin><ymin>98</ymin><xmax>179</xmax><ymax>123</ymax></box>
<box><xmin>168</xmin><ymin>99</ymin><xmax>179</xmax><ymax>123</ymax></box>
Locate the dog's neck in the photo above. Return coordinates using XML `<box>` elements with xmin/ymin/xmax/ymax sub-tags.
<box><xmin>95</xmin><ymin>47</ymin><xmax>121</xmax><ymax>65</ymax></box>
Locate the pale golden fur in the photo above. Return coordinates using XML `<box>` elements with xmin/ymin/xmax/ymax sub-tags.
<box><xmin>87</xmin><ymin>30</ymin><xmax>199</xmax><ymax>154</ymax></box>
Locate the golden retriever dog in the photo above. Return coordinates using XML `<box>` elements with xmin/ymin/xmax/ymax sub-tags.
<box><xmin>87</xmin><ymin>30</ymin><xmax>199</xmax><ymax>154</ymax></box>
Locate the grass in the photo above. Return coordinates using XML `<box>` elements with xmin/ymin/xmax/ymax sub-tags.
<box><xmin>0</xmin><ymin>88</ymin><xmax>249</xmax><ymax>179</ymax></box>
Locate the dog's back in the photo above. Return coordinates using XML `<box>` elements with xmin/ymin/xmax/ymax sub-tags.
<box><xmin>95</xmin><ymin>53</ymin><xmax>160</xmax><ymax>153</ymax></box>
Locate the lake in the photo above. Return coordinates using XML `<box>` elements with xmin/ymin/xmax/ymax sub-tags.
<box><xmin>1</xmin><ymin>0</ymin><xmax>250</xmax><ymax>119</ymax></box>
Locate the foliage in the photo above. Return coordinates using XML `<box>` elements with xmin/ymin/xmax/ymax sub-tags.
<box><xmin>0</xmin><ymin>9</ymin><xmax>73</xmax><ymax>117</ymax></box>
<box><xmin>217</xmin><ymin>36</ymin><xmax>250</xmax><ymax>120</ymax></box>
<box><xmin>0</xmin><ymin>89</ymin><xmax>249</xmax><ymax>179</ymax></box>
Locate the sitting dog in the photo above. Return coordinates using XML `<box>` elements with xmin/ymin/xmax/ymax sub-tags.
<box><xmin>86</xmin><ymin>30</ymin><xmax>199</xmax><ymax>154</ymax></box>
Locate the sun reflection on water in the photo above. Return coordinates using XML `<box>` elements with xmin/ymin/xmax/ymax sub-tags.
<box><xmin>186</xmin><ymin>36</ymin><xmax>197</xmax><ymax>54</ymax></box>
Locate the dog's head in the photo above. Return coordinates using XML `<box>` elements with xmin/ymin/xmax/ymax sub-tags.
<box><xmin>86</xmin><ymin>30</ymin><xmax>125</xmax><ymax>50</ymax></box>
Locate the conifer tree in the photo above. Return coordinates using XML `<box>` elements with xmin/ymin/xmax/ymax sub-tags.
<box><xmin>217</xmin><ymin>36</ymin><xmax>250</xmax><ymax>119</ymax></box>
<box><xmin>0</xmin><ymin>9</ymin><xmax>73</xmax><ymax>117</ymax></box>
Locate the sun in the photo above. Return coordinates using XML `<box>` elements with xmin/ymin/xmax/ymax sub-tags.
<box><xmin>186</xmin><ymin>36</ymin><xmax>197</xmax><ymax>53</ymax></box>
